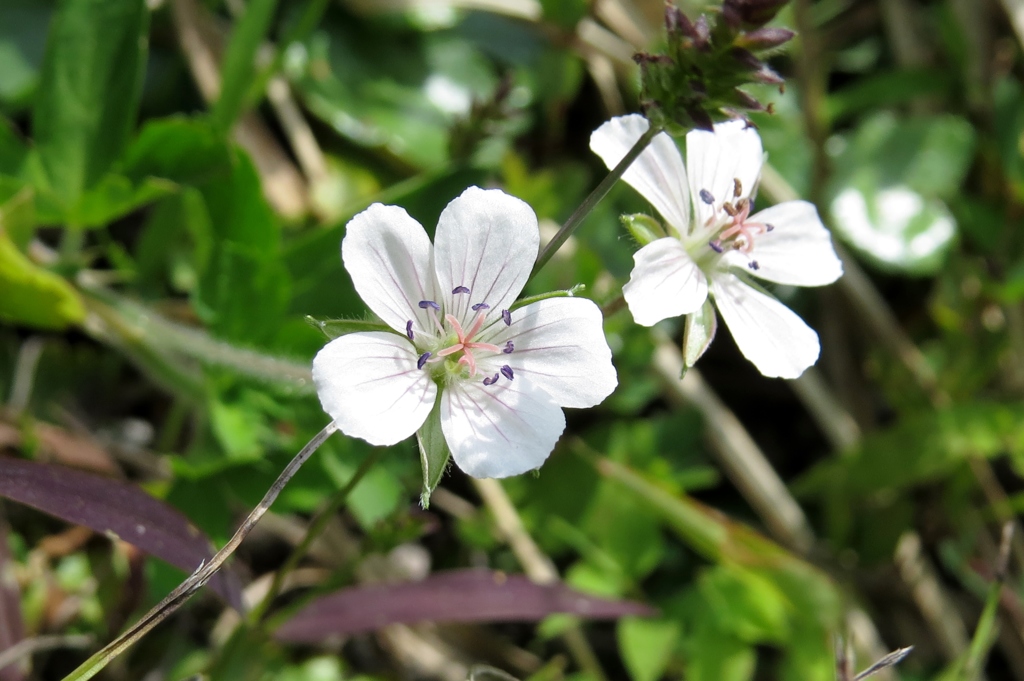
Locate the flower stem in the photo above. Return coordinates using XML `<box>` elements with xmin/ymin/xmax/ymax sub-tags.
<box><xmin>530</xmin><ymin>124</ymin><xmax>661</xmax><ymax>279</ymax></box>
<box><xmin>60</xmin><ymin>422</ymin><xmax>339</xmax><ymax>681</ymax></box>
<box><xmin>249</xmin><ymin>446</ymin><xmax>384</xmax><ymax>624</ymax></box>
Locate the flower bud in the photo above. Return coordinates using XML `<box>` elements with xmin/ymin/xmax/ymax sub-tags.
<box><xmin>735</xmin><ymin>27</ymin><xmax>795</xmax><ymax>51</ymax></box>
<box><xmin>723</xmin><ymin>0</ymin><xmax>789</xmax><ymax>28</ymax></box>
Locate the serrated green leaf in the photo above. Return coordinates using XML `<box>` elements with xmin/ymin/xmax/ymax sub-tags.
<box><xmin>32</xmin><ymin>0</ymin><xmax>149</xmax><ymax>204</ymax></box>
<box><xmin>417</xmin><ymin>396</ymin><xmax>449</xmax><ymax>508</ymax></box>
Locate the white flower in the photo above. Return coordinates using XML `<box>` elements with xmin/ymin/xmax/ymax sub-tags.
<box><xmin>590</xmin><ymin>114</ymin><xmax>843</xmax><ymax>379</ymax></box>
<box><xmin>312</xmin><ymin>186</ymin><xmax>618</xmax><ymax>478</ymax></box>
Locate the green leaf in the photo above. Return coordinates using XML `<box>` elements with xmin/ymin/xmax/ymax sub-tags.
<box><xmin>686</xmin><ymin>626</ymin><xmax>756</xmax><ymax>681</ymax></box>
<box><xmin>0</xmin><ymin>116</ymin><xmax>28</xmax><ymax>175</ymax></box>
<box><xmin>34</xmin><ymin>173</ymin><xmax>175</xmax><ymax>228</ymax></box>
<box><xmin>32</xmin><ymin>0</ymin><xmax>149</xmax><ymax>204</ymax></box>
<box><xmin>698</xmin><ymin>565</ymin><xmax>791</xmax><ymax>644</ymax></box>
<box><xmin>682</xmin><ymin>299</ymin><xmax>717</xmax><ymax>371</ymax></box>
<box><xmin>211</xmin><ymin>0</ymin><xmax>280</xmax><ymax>131</ymax></box>
<box><xmin>620</xmin><ymin>213</ymin><xmax>666</xmax><ymax>247</ymax></box>
<box><xmin>305</xmin><ymin>315</ymin><xmax>393</xmax><ymax>339</ymax></box>
<box><xmin>417</xmin><ymin>396</ymin><xmax>450</xmax><ymax>508</ymax></box>
<box><xmin>0</xmin><ymin>224</ymin><xmax>84</xmax><ymax>329</ymax></box>
<box><xmin>122</xmin><ymin>116</ymin><xmax>233</xmax><ymax>186</ymax></box>
<box><xmin>618</xmin><ymin>617</ymin><xmax>680</xmax><ymax>681</ymax></box>
<box><xmin>0</xmin><ymin>184</ymin><xmax>34</xmax><ymax>250</ymax></box>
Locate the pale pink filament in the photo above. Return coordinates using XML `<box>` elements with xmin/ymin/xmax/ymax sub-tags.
<box><xmin>715</xmin><ymin>200</ymin><xmax>771</xmax><ymax>253</ymax></box>
<box><xmin>435</xmin><ymin>311</ymin><xmax>501</xmax><ymax>376</ymax></box>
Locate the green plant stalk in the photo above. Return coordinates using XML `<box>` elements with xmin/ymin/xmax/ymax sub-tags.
<box><xmin>249</xmin><ymin>446</ymin><xmax>385</xmax><ymax>624</ymax></box>
<box><xmin>960</xmin><ymin>566</ymin><xmax>1003</xmax><ymax>681</ymax></box>
<box><xmin>530</xmin><ymin>124</ymin><xmax>660</xmax><ymax>278</ymax></box>
<box><xmin>60</xmin><ymin>422</ymin><xmax>340</xmax><ymax>681</ymax></box>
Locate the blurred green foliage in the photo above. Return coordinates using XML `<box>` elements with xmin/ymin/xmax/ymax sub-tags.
<box><xmin>2</xmin><ymin>0</ymin><xmax>1024</xmax><ymax>680</ymax></box>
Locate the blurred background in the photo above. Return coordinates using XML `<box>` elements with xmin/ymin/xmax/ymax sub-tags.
<box><xmin>1</xmin><ymin>0</ymin><xmax>1024</xmax><ymax>679</ymax></box>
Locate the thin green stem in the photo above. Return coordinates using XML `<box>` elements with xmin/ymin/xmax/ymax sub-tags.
<box><xmin>60</xmin><ymin>422</ymin><xmax>339</xmax><ymax>681</ymax></box>
<box><xmin>250</xmin><ymin>446</ymin><xmax>384</xmax><ymax>624</ymax></box>
<box><xmin>530</xmin><ymin>125</ymin><xmax>660</xmax><ymax>279</ymax></box>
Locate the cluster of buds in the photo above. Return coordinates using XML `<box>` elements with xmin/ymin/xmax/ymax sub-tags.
<box><xmin>635</xmin><ymin>0</ymin><xmax>794</xmax><ymax>133</ymax></box>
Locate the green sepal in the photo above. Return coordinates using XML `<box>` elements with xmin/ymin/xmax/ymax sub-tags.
<box><xmin>620</xmin><ymin>213</ymin><xmax>667</xmax><ymax>246</ymax></box>
<box><xmin>510</xmin><ymin>284</ymin><xmax>586</xmax><ymax>311</ymax></box>
<box><xmin>305</xmin><ymin>315</ymin><xmax>393</xmax><ymax>339</ymax></box>
<box><xmin>682</xmin><ymin>298</ymin><xmax>717</xmax><ymax>375</ymax></box>
<box><xmin>416</xmin><ymin>395</ymin><xmax>450</xmax><ymax>508</ymax></box>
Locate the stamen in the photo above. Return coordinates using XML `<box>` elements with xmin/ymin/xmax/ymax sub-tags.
<box><xmin>722</xmin><ymin>202</ymin><xmax>738</xmax><ymax>217</ymax></box>
<box><xmin>709</xmin><ymin>240</ymin><xmax>723</xmax><ymax>253</ymax></box>
<box><xmin>501</xmin><ymin>309</ymin><xmax>511</xmax><ymax>326</ymax></box>
<box><xmin>766</xmin><ymin>223</ymin><xmax>775</xmax><ymax>232</ymax></box>
<box><xmin>418</xmin><ymin>300</ymin><xmax>440</xmax><ymax>311</ymax></box>
<box><xmin>417</xmin><ymin>352</ymin><xmax>431</xmax><ymax>369</ymax></box>
<box><xmin>748</xmin><ymin>260</ymin><xmax>760</xmax><ymax>271</ymax></box>
<box><xmin>405</xmin><ymin>320</ymin><xmax>414</xmax><ymax>340</ymax></box>
<box><xmin>472</xmin><ymin>303</ymin><xmax>490</xmax><ymax>311</ymax></box>
<box><xmin>733</xmin><ymin>178</ymin><xmax>742</xmax><ymax>198</ymax></box>
<box><xmin>483</xmin><ymin>373</ymin><xmax>500</xmax><ymax>386</ymax></box>
<box><xmin>503</xmin><ymin>341</ymin><xmax>514</xmax><ymax>354</ymax></box>
<box><xmin>699</xmin><ymin>189</ymin><xmax>714</xmax><ymax>204</ymax></box>
<box><xmin>452</xmin><ymin>286</ymin><xmax>471</xmax><ymax>294</ymax></box>
<box><xmin>500</xmin><ymin>365</ymin><xmax>514</xmax><ymax>381</ymax></box>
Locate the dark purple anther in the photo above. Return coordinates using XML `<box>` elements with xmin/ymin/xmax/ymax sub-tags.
<box><xmin>406</xmin><ymin>320</ymin><xmax>414</xmax><ymax>340</ymax></box>
<box><xmin>766</xmin><ymin>223</ymin><xmax>775</xmax><ymax>232</ymax></box>
<box><xmin>500</xmin><ymin>365</ymin><xmax>514</xmax><ymax>381</ymax></box>
<box><xmin>699</xmin><ymin>189</ymin><xmax>714</xmax><ymax>205</ymax></box>
<box><xmin>419</xmin><ymin>300</ymin><xmax>440</xmax><ymax>311</ymax></box>
<box><xmin>452</xmin><ymin>286</ymin><xmax>471</xmax><ymax>294</ymax></box>
<box><xmin>709</xmin><ymin>240</ymin><xmax>724</xmax><ymax>253</ymax></box>
<box><xmin>417</xmin><ymin>352</ymin><xmax>431</xmax><ymax>369</ymax></box>
<box><xmin>503</xmin><ymin>341</ymin><xmax>514</xmax><ymax>354</ymax></box>
<box><xmin>501</xmin><ymin>309</ymin><xmax>511</xmax><ymax>326</ymax></box>
<box><xmin>472</xmin><ymin>302</ymin><xmax>490</xmax><ymax>311</ymax></box>
<box><xmin>748</xmin><ymin>260</ymin><xmax>760</xmax><ymax>271</ymax></box>
<box><xmin>483</xmin><ymin>373</ymin><xmax>500</xmax><ymax>386</ymax></box>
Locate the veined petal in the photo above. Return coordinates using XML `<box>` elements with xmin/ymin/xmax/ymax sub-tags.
<box><xmin>433</xmin><ymin>187</ymin><xmax>538</xmax><ymax>326</ymax></box>
<box><xmin>313</xmin><ymin>332</ymin><xmax>437</xmax><ymax>446</ymax></box>
<box><xmin>479</xmin><ymin>297</ymin><xmax>617</xmax><ymax>409</ymax></box>
<box><xmin>623</xmin><ymin>238</ymin><xmax>708</xmax><ymax>326</ymax></box>
<box><xmin>342</xmin><ymin>203</ymin><xmax>439</xmax><ymax>335</ymax></box>
<box><xmin>710</xmin><ymin>273</ymin><xmax>820</xmax><ymax>379</ymax></box>
<box><xmin>590</xmin><ymin>115</ymin><xmax>691</xmax><ymax>233</ymax></box>
<box><xmin>722</xmin><ymin>201</ymin><xmax>843</xmax><ymax>286</ymax></box>
<box><xmin>686</xmin><ymin>120</ymin><xmax>763</xmax><ymax>228</ymax></box>
<box><xmin>441</xmin><ymin>379</ymin><xmax>565</xmax><ymax>479</ymax></box>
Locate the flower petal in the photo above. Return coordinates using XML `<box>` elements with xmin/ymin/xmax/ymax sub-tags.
<box><xmin>686</xmin><ymin>120</ymin><xmax>764</xmax><ymax>228</ymax></box>
<box><xmin>478</xmin><ymin>297</ymin><xmax>617</xmax><ymax>409</ymax></box>
<box><xmin>433</xmin><ymin>187</ymin><xmax>538</xmax><ymax>326</ymax></box>
<box><xmin>723</xmin><ymin>200</ymin><xmax>843</xmax><ymax>286</ymax></box>
<box><xmin>313</xmin><ymin>332</ymin><xmax>437</xmax><ymax>446</ymax></box>
<box><xmin>590</xmin><ymin>114</ymin><xmax>691</xmax><ymax>233</ymax></box>
<box><xmin>710</xmin><ymin>273</ymin><xmax>820</xmax><ymax>379</ymax></box>
<box><xmin>342</xmin><ymin>203</ymin><xmax>439</xmax><ymax>335</ymax></box>
<box><xmin>441</xmin><ymin>379</ymin><xmax>565</xmax><ymax>479</ymax></box>
<box><xmin>623</xmin><ymin>238</ymin><xmax>708</xmax><ymax>326</ymax></box>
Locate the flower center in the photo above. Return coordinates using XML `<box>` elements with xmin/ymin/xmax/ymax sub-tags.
<box><xmin>408</xmin><ymin>285</ymin><xmax>515</xmax><ymax>387</ymax></box>
<box><xmin>692</xmin><ymin>179</ymin><xmax>774</xmax><ymax>271</ymax></box>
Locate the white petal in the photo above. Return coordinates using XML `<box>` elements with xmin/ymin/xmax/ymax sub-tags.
<box><xmin>441</xmin><ymin>379</ymin><xmax>565</xmax><ymax>478</ymax></box>
<box><xmin>589</xmin><ymin>115</ymin><xmax>691</xmax><ymax>233</ymax></box>
<box><xmin>686</xmin><ymin>120</ymin><xmax>764</xmax><ymax>227</ymax></box>
<box><xmin>342</xmin><ymin>203</ymin><xmax>439</xmax><ymax>335</ymax></box>
<box><xmin>722</xmin><ymin>201</ymin><xmax>843</xmax><ymax>286</ymax></box>
<box><xmin>710</xmin><ymin>273</ymin><xmax>820</xmax><ymax>379</ymax></box>
<box><xmin>478</xmin><ymin>297</ymin><xmax>617</xmax><ymax>409</ymax></box>
<box><xmin>433</xmin><ymin>187</ymin><xmax>538</xmax><ymax>326</ymax></box>
<box><xmin>623</xmin><ymin>238</ymin><xmax>708</xmax><ymax>326</ymax></box>
<box><xmin>312</xmin><ymin>332</ymin><xmax>437</xmax><ymax>446</ymax></box>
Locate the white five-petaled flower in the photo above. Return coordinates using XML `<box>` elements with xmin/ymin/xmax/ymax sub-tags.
<box><xmin>312</xmin><ymin>186</ymin><xmax>618</xmax><ymax>479</ymax></box>
<box><xmin>590</xmin><ymin>114</ymin><xmax>843</xmax><ymax>379</ymax></box>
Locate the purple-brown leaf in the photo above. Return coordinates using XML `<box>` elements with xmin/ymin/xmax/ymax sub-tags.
<box><xmin>0</xmin><ymin>457</ymin><xmax>243</xmax><ymax>610</ymax></box>
<box><xmin>275</xmin><ymin>569</ymin><xmax>654</xmax><ymax>642</ymax></box>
